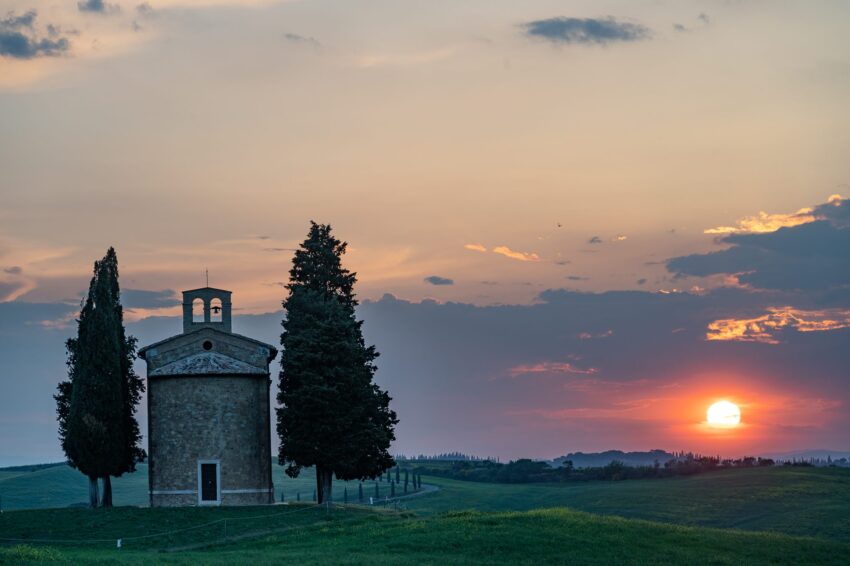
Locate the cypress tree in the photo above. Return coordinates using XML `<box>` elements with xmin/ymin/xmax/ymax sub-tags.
<box><xmin>55</xmin><ymin>248</ymin><xmax>145</xmax><ymax>508</ymax></box>
<box><xmin>395</xmin><ymin>466</ymin><xmax>400</xmax><ymax>483</ymax></box>
<box><xmin>358</xmin><ymin>482</ymin><xmax>364</xmax><ymax>501</ymax></box>
<box><xmin>277</xmin><ymin>222</ymin><xmax>398</xmax><ymax>504</ymax></box>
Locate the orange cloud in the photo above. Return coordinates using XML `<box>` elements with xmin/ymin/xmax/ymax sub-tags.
<box><xmin>492</xmin><ymin>246</ymin><xmax>540</xmax><ymax>262</ymax></box>
<box><xmin>703</xmin><ymin>194</ymin><xmax>847</xmax><ymax>235</ymax></box>
<box><xmin>705</xmin><ymin>208</ymin><xmax>816</xmax><ymax>234</ymax></box>
<box><xmin>706</xmin><ymin>306</ymin><xmax>850</xmax><ymax>344</ymax></box>
<box><xmin>463</xmin><ymin>243</ymin><xmax>488</xmax><ymax>253</ymax></box>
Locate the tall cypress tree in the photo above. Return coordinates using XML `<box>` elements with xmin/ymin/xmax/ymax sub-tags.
<box><xmin>55</xmin><ymin>248</ymin><xmax>146</xmax><ymax>508</ymax></box>
<box><xmin>277</xmin><ymin>222</ymin><xmax>398</xmax><ymax>504</ymax></box>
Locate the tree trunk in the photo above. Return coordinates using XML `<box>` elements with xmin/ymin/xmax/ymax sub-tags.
<box><xmin>101</xmin><ymin>476</ymin><xmax>113</xmax><ymax>508</ymax></box>
<box><xmin>315</xmin><ymin>467</ymin><xmax>333</xmax><ymax>504</ymax></box>
<box><xmin>88</xmin><ymin>476</ymin><xmax>99</xmax><ymax>508</ymax></box>
<box><xmin>324</xmin><ymin>469</ymin><xmax>333</xmax><ymax>503</ymax></box>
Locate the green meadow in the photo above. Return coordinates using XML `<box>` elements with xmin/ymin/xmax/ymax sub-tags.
<box><xmin>1</xmin><ymin>465</ymin><xmax>849</xmax><ymax>564</ymax></box>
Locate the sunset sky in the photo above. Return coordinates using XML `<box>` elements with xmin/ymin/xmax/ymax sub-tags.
<box><xmin>1</xmin><ymin>0</ymin><xmax>849</xmax><ymax>466</ymax></box>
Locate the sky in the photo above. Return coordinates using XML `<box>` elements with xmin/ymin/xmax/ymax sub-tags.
<box><xmin>1</xmin><ymin>0</ymin><xmax>849</xmax><ymax>466</ymax></box>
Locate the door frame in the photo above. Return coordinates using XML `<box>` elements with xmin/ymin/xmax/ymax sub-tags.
<box><xmin>197</xmin><ymin>459</ymin><xmax>221</xmax><ymax>506</ymax></box>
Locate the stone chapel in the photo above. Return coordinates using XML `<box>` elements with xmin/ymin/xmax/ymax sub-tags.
<box><xmin>138</xmin><ymin>287</ymin><xmax>277</xmax><ymax>506</ymax></box>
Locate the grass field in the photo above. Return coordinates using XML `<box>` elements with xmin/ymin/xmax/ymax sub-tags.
<box><xmin>2</xmin><ymin>505</ymin><xmax>849</xmax><ymax>565</ymax></box>
<box><xmin>405</xmin><ymin>467</ymin><xmax>850</xmax><ymax>541</ymax></box>
<box><xmin>1</xmin><ymin>465</ymin><xmax>849</xmax><ymax>564</ymax></box>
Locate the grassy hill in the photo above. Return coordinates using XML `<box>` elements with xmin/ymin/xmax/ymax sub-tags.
<box><xmin>1</xmin><ymin>505</ymin><xmax>849</xmax><ymax>564</ymax></box>
<box><xmin>404</xmin><ymin>467</ymin><xmax>850</xmax><ymax>541</ymax></box>
<box><xmin>2</xmin><ymin>464</ymin><xmax>849</xmax><ymax>564</ymax></box>
<box><xmin>3</xmin><ymin>464</ymin><xmax>848</xmax><ymax>542</ymax></box>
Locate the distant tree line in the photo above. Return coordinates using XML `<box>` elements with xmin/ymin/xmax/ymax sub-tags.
<box><xmin>405</xmin><ymin>454</ymin><xmax>779</xmax><ymax>484</ymax></box>
<box><xmin>396</xmin><ymin>452</ymin><xmax>499</xmax><ymax>462</ymax></box>
<box><xmin>778</xmin><ymin>456</ymin><xmax>849</xmax><ymax>467</ymax></box>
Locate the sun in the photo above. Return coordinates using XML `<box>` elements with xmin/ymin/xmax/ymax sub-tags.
<box><xmin>707</xmin><ymin>400</ymin><xmax>741</xmax><ymax>428</ymax></box>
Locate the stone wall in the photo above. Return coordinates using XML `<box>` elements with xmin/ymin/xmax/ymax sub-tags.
<box><xmin>148</xmin><ymin>374</ymin><xmax>273</xmax><ymax>507</ymax></box>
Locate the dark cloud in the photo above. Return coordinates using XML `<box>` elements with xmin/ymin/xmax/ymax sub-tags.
<box><xmin>667</xmin><ymin>220</ymin><xmax>850</xmax><ymax>291</ymax></box>
<box><xmin>2</xmin><ymin>10</ymin><xmax>37</xmax><ymax>29</ymax></box>
<box><xmin>588</xmin><ymin>236</ymin><xmax>603</xmax><ymax>244</ymax></box>
<box><xmin>77</xmin><ymin>0</ymin><xmax>119</xmax><ymax>14</ymax></box>
<box><xmin>122</xmin><ymin>289</ymin><xmax>178</xmax><ymax>310</ymax></box>
<box><xmin>263</xmin><ymin>247</ymin><xmax>297</xmax><ymax>253</ymax></box>
<box><xmin>0</xmin><ymin>11</ymin><xmax>70</xmax><ymax>59</ymax></box>
<box><xmin>637</xmin><ymin>278</ymin><xmax>647</xmax><ymax>285</ymax></box>
<box><xmin>424</xmin><ymin>275</ymin><xmax>454</xmax><ymax>286</ymax></box>
<box><xmin>522</xmin><ymin>17</ymin><xmax>651</xmax><ymax>46</ymax></box>
<box><xmin>567</xmin><ymin>276</ymin><xmax>589</xmax><ymax>281</ymax></box>
<box><xmin>674</xmin><ymin>13</ymin><xmax>711</xmax><ymax>33</ymax></box>
<box><xmin>136</xmin><ymin>2</ymin><xmax>155</xmax><ymax>17</ymax></box>
<box><xmin>3</xmin><ymin>266</ymin><xmax>22</xmax><ymax>275</ymax></box>
<box><xmin>46</xmin><ymin>24</ymin><xmax>79</xmax><ymax>38</ymax></box>
<box><xmin>283</xmin><ymin>32</ymin><xmax>321</xmax><ymax>49</ymax></box>
<box><xmin>132</xmin><ymin>2</ymin><xmax>155</xmax><ymax>29</ymax></box>
<box><xmin>813</xmin><ymin>196</ymin><xmax>850</xmax><ymax>228</ymax></box>
<box><xmin>0</xmin><ymin>281</ymin><xmax>24</xmax><ymax>300</ymax></box>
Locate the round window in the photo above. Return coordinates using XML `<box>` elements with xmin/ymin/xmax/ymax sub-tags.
<box><xmin>202</xmin><ymin>340</ymin><xmax>213</xmax><ymax>351</ymax></box>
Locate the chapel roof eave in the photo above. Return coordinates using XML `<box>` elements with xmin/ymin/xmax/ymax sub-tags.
<box><xmin>138</xmin><ymin>327</ymin><xmax>278</xmax><ymax>362</ymax></box>
<box><xmin>181</xmin><ymin>286</ymin><xmax>233</xmax><ymax>296</ymax></box>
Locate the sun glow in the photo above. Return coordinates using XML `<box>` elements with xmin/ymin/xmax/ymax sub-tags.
<box><xmin>707</xmin><ymin>401</ymin><xmax>741</xmax><ymax>428</ymax></box>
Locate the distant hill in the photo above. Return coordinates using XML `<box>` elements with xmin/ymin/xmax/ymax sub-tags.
<box><xmin>552</xmin><ymin>450</ymin><xmax>676</xmax><ymax>468</ymax></box>
<box><xmin>0</xmin><ymin>462</ymin><xmax>67</xmax><ymax>473</ymax></box>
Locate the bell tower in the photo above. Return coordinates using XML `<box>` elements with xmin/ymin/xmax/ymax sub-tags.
<box><xmin>182</xmin><ymin>287</ymin><xmax>232</xmax><ymax>333</ymax></box>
